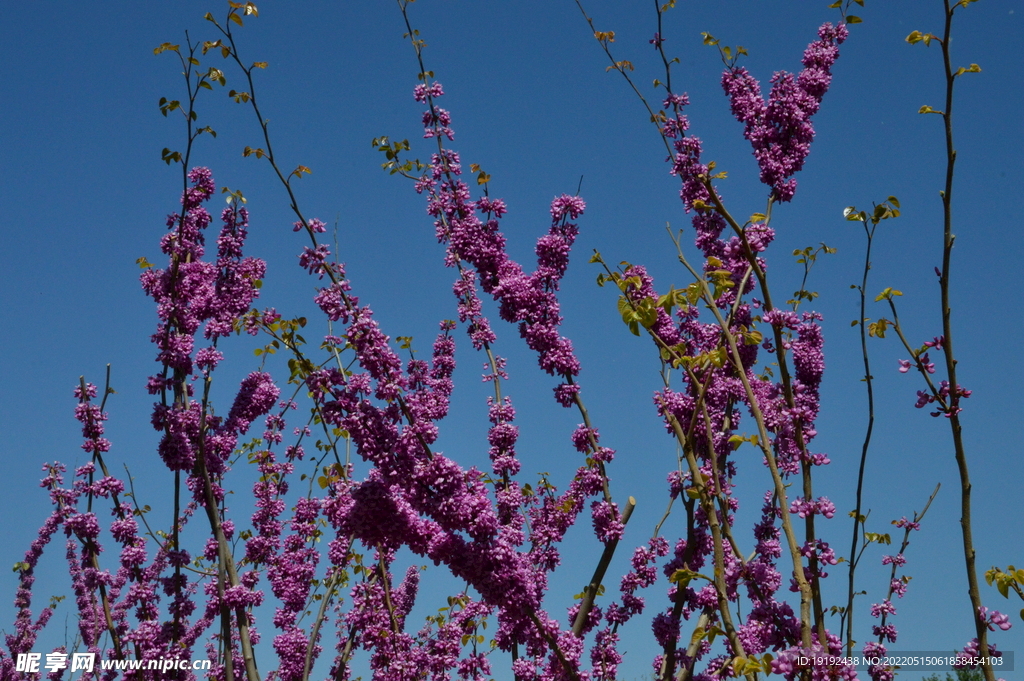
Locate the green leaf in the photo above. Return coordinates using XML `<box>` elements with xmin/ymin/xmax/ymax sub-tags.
<box><xmin>161</xmin><ymin>148</ymin><xmax>182</xmax><ymax>165</ymax></box>
<box><xmin>874</xmin><ymin>287</ymin><xmax>902</xmax><ymax>302</ymax></box>
<box><xmin>637</xmin><ymin>300</ymin><xmax>659</xmax><ymax>329</ymax></box>
<box><xmin>701</xmin><ymin>32</ymin><xmax>719</xmax><ymax>46</ymax></box>
<box><xmin>617</xmin><ymin>297</ymin><xmax>637</xmax><ymax>324</ymax></box>
<box><xmin>667</xmin><ymin>569</ymin><xmax>700</xmax><ymax>585</ymax></box>
<box><xmin>846</xmin><ymin>15</ymin><xmax>863</xmax><ymax>24</ymax></box>
<box><xmin>954</xmin><ymin>63</ymin><xmax>982</xmax><ymax>77</ymax></box>
<box><xmin>153</xmin><ymin>42</ymin><xmax>180</xmax><ymax>55</ymax></box>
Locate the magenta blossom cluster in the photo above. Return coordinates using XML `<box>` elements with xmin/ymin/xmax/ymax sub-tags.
<box><xmin>298</xmin><ymin>221</ymin><xmax>580</xmax><ymax>674</ymax></box>
<box><xmin>861</xmin><ymin>516</ymin><xmax>929</xmax><ymax>681</ymax></box>
<box><xmin>978</xmin><ymin>607</ymin><xmax>1013</xmax><ymax>632</ymax></box>
<box><xmin>3</xmin><ymin>416</ymin><xmax>212</xmax><ymax>681</ymax></box>
<box><xmin>617</xmin><ymin>84</ymin><xmax>838</xmax><ymax>676</ymax></box>
<box><xmin>771</xmin><ymin>640</ymin><xmax>856</xmax><ymax>681</ymax></box>
<box><xmin>610</xmin><ymin>19</ymin><xmax>853</xmax><ymax>675</ymax></box>
<box><xmin>955</xmin><ymin>637</ymin><xmax>1004</xmax><ymax>670</ymax></box>
<box><xmin>1</xmin><ymin>466</ymin><xmax>64</xmax><ymax>679</ymax></box>
<box><xmin>414</xmin><ymin>82</ymin><xmax>586</xmax><ymax>397</ymax></box>
<box><xmin>405</xmin><ymin>80</ymin><xmax>660</xmax><ymax>674</ymax></box>
<box><xmin>897</xmin><ymin>335</ymin><xmax>974</xmax><ymax>416</ymax></box>
<box><xmin>721</xmin><ymin>22</ymin><xmax>849</xmax><ymax>202</ymax></box>
<box><xmin>141</xmin><ymin>168</ymin><xmax>270</xmax><ymax>480</ymax></box>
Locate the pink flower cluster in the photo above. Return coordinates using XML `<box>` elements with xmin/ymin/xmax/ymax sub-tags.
<box><xmin>616</xmin><ymin>19</ymin><xmax>851</xmax><ymax>675</ymax></box>
<box><xmin>141</xmin><ymin>168</ymin><xmax>270</xmax><ymax>477</ymax></box>
<box><xmin>721</xmin><ymin>23</ymin><xmax>849</xmax><ymax>202</ymax></box>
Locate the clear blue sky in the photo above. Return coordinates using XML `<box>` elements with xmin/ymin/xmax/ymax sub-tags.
<box><xmin>1</xmin><ymin>2</ymin><xmax>1022</xmax><ymax>679</ymax></box>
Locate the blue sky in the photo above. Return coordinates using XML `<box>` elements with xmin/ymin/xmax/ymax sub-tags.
<box><xmin>1</xmin><ymin>1</ymin><xmax>1022</xmax><ymax>679</ymax></box>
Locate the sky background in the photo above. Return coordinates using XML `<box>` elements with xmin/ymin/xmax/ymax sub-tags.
<box><xmin>1</xmin><ymin>1</ymin><xmax>1022</xmax><ymax>679</ymax></box>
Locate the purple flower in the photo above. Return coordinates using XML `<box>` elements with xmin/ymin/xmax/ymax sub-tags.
<box><xmin>920</xmin><ymin>352</ymin><xmax>936</xmax><ymax>374</ymax></box>
<box><xmin>721</xmin><ymin>23</ymin><xmax>848</xmax><ymax>201</ymax></box>
<box><xmin>872</xmin><ymin>623</ymin><xmax>898</xmax><ymax>643</ymax></box>
<box><xmin>870</xmin><ymin>600</ymin><xmax>897</xmax><ymax>618</ymax></box>
<box><xmin>955</xmin><ymin>639</ymin><xmax>1002</xmax><ymax>668</ymax></box>
<box><xmin>881</xmin><ymin>554</ymin><xmax>906</xmax><ymax>567</ymax></box>
<box><xmin>979</xmin><ymin>606</ymin><xmax>1013</xmax><ymax>631</ymax></box>
<box><xmin>863</xmin><ymin>641</ymin><xmax>887</xmax><ymax>659</ymax></box>
<box><xmin>225</xmin><ymin>372</ymin><xmax>281</xmax><ymax>436</ymax></box>
<box><xmin>893</xmin><ymin>516</ymin><xmax>921</xmax><ymax>531</ymax></box>
<box><xmin>590</xmin><ymin>500</ymin><xmax>625</xmax><ymax>544</ymax></box>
